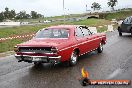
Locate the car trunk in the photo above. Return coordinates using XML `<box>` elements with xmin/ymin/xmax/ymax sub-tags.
<box><xmin>19</xmin><ymin>47</ymin><xmax>53</xmax><ymax>54</ymax></box>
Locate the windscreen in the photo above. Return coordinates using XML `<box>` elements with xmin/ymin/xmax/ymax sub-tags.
<box><xmin>34</xmin><ymin>28</ymin><xmax>69</xmax><ymax>38</ymax></box>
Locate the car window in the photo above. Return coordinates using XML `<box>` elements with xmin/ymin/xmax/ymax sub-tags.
<box><xmin>81</xmin><ymin>28</ymin><xmax>91</xmax><ymax>36</ymax></box>
<box><xmin>130</xmin><ymin>17</ymin><xmax>132</xmax><ymax>23</ymax></box>
<box><xmin>75</xmin><ymin>27</ymin><xmax>84</xmax><ymax>37</ymax></box>
<box><xmin>128</xmin><ymin>17</ymin><xmax>131</xmax><ymax>23</ymax></box>
<box><xmin>124</xmin><ymin>17</ymin><xmax>131</xmax><ymax>24</ymax></box>
<box><xmin>34</xmin><ymin>28</ymin><xmax>69</xmax><ymax>38</ymax></box>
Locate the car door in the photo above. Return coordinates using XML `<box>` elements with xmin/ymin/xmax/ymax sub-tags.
<box><xmin>81</xmin><ymin>27</ymin><xmax>99</xmax><ymax>52</ymax></box>
<box><xmin>75</xmin><ymin>27</ymin><xmax>87</xmax><ymax>54</ymax></box>
<box><xmin>121</xmin><ymin>17</ymin><xmax>132</xmax><ymax>32</ymax></box>
<box><xmin>88</xmin><ymin>29</ymin><xmax>100</xmax><ymax>50</ymax></box>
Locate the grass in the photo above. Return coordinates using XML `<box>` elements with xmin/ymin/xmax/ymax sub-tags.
<box><xmin>0</xmin><ymin>18</ymin><xmax>111</xmax><ymax>53</ymax></box>
<box><xmin>0</xmin><ymin>25</ymin><xmax>48</xmax><ymax>38</ymax></box>
<box><xmin>97</xmin><ymin>26</ymin><xmax>107</xmax><ymax>33</ymax></box>
<box><xmin>0</xmin><ymin>38</ymin><xmax>30</xmax><ymax>52</ymax></box>
<box><xmin>105</xmin><ymin>10</ymin><xmax>132</xmax><ymax>20</ymax></box>
<box><xmin>70</xmin><ymin>19</ymin><xmax>111</xmax><ymax>27</ymax></box>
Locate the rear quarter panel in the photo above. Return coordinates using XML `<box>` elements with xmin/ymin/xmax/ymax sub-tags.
<box><xmin>99</xmin><ymin>33</ymin><xmax>106</xmax><ymax>44</ymax></box>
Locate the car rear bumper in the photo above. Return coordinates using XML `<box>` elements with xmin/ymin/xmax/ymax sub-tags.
<box><xmin>15</xmin><ymin>54</ymin><xmax>61</xmax><ymax>63</ymax></box>
<box><xmin>118</xmin><ymin>27</ymin><xmax>131</xmax><ymax>33</ymax></box>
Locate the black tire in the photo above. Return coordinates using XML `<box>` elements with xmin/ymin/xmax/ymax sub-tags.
<box><xmin>97</xmin><ymin>43</ymin><xmax>103</xmax><ymax>53</ymax></box>
<box><xmin>118</xmin><ymin>27</ymin><xmax>122</xmax><ymax>36</ymax></box>
<box><xmin>130</xmin><ymin>29</ymin><xmax>132</xmax><ymax>36</ymax></box>
<box><xmin>69</xmin><ymin>51</ymin><xmax>78</xmax><ymax>66</ymax></box>
<box><xmin>34</xmin><ymin>62</ymin><xmax>42</xmax><ymax>66</ymax></box>
<box><xmin>119</xmin><ymin>31</ymin><xmax>122</xmax><ymax>36</ymax></box>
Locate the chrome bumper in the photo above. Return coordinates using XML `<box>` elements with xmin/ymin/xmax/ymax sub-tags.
<box><xmin>15</xmin><ymin>54</ymin><xmax>61</xmax><ymax>63</ymax></box>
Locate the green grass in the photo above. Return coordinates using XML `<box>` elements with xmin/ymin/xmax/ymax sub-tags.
<box><xmin>45</xmin><ymin>14</ymin><xmax>83</xmax><ymax>20</ymax></box>
<box><xmin>44</xmin><ymin>18</ymin><xmax>111</xmax><ymax>27</ymax></box>
<box><xmin>105</xmin><ymin>10</ymin><xmax>132</xmax><ymax>20</ymax></box>
<box><xmin>0</xmin><ymin>18</ymin><xmax>110</xmax><ymax>53</ymax></box>
<box><xmin>0</xmin><ymin>38</ymin><xmax>30</xmax><ymax>52</ymax></box>
<box><xmin>0</xmin><ymin>25</ymin><xmax>48</xmax><ymax>38</ymax></box>
<box><xmin>70</xmin><ymin>19</ymin><xmax>110</xmax><ymax>26</ymax></box>
<box><xmin>97</xmin><ymin>26</ymin><xmax>107</xmax><ymax>33</ymax></box>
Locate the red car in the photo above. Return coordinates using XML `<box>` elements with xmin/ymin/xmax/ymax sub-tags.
<box><xmin>14</xmin><ymin>25</ymin><xmax>106</xmax><ymax>66</ymax></box>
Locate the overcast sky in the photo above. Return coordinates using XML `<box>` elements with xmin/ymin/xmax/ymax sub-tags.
<box><xmin>0</xmin><ymin>0</ymin><xmax>132</xmax><ymax>17</ymax></box>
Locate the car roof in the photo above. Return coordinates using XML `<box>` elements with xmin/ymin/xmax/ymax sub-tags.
<box><xmin>46</xmin><ymin>25</ymin><xmax>88</xmax><ymax>30</ymax></box>
<box><xmin>47</xmin><ymin>25</ymin><xmax>75</xmax><ymax>29</ymax></box>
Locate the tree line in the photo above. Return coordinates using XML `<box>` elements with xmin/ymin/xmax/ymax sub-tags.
<box><xmin>0</xmin><ymin>7</ymin><xmax>44</xmax><ymax>22</ymax></box>
<box><xmin>0</xmin><ymin>0</ymin><xmax>118</xmax><ymax>22</ymax></box>
<box><xmin>91</xmin><ymin>0</ymin><xmax>118</xmax><ymax>11</ymax></box>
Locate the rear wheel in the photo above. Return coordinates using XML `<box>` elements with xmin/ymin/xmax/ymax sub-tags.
<box><xmin>119</xmin><ymin>31</ymin><xmax>122</xmax><ymax>36</ymax></box>
<box><xmin>69</xmin><ymin>51</ymin><xmax>78</xmax><ymax>66</ymax></box>
<box><xmin>97</xmin><ymin>43</ymin><xmax>103</xmax><ymax>53</ymax></box>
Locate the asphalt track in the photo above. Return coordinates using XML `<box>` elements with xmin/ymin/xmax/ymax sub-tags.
<box><xmin>0</xmin><ymin>30</ymin><xmax>132</xmax><ymax>88</ymax></box>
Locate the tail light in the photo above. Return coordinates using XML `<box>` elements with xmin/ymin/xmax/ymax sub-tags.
<box><xmin>14</xmin><ymin>46</ymin><xmax>19</xmax><ymax>52</ymax></box>
<box><xmin>51</xmin><ymin>47</ymin><xmax>57</xmax><ymax>53</ymax></box>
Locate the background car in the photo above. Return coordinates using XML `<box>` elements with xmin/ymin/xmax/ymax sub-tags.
<box><xmin>14</xmin><ymin>25</ymin><xmax>106</xmax><ymax>66</ymax></box>
<box><xmin>118</xmin><ymin>16</ymin><xmax>132</xmax><ymax>36</ymax></box>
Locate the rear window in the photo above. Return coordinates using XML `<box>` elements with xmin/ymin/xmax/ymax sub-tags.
<box><xmin>34</xmin><ymin>28</ymin><xmax>69</xmax><ymax>38</ymax></box>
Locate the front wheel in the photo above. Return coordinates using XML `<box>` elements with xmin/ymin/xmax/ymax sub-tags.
<box><xmin>69</xmin><ymin>51</ymin><xmax>78</xmax><ymax>66</ymax></box>
<box><xmin>97</xmin><ymin>43</ymin><xmax>103</xmax><ymax>53</ymax></box>
<box><xmin>130</xmin><ymin>29</ymin><xmax>132</xmax><ymax>36</ymax></box>
<box><xmin>118</xmin><ymin>27</ymin><xmax>122</xmax><ymax>36</ymax></box>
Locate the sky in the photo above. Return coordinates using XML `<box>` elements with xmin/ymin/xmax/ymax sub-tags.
<box><xmin>0</xmin><ymin>0</ymin><xmax>132</xmax><ymax>17</ymax></box>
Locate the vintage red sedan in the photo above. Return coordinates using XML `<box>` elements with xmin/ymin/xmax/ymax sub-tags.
<box><xmin>14</xmin><ymin>25</ymin><xmax>106</xmax><ymax>66</ymax></box>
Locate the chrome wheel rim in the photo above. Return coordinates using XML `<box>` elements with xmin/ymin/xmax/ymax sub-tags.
<box><xmin>100</xmin><ymin>43</ymin><xmax>103</xmax><ymax>51</ymax></box>
<box><xmin>71</xmin><ymin>52</ymin><xmax>77</xmax><ymax>64</ymax></box>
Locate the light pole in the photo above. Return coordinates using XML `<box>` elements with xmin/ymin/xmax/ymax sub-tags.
<box><xmin>63</xmin><ymin>0</ymin><xmax>65</xmax><ymax>24</ymax></box>
<box><xmin>86</xmin><ymin>4</ymin><xmax>87</xmax><ymax>12</ymax></box>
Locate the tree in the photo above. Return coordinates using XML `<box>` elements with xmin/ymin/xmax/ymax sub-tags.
<box><xmin>37</xmin><ymin>14</ymin><xmax>44</xmax><ymax>18</ymax></box>
<box><xmin>0</xmin><ymin>7</ymin><xmax>43</xmax><ymax>20</ymax></box>
<box><xmin>31</xmin><ymin>11</ymin><xmax>38</xmax><ymax>19</ymax></box>
<box><xmin>91</xmin><ymin>2</ymin><xmax>101</xmax><ymax>11</ymax></box>
<box><xmin>4</xmin><ymin>7</ymin><xmax>10</xmax><ymax>19</ymax></box>
<box><xmin>5</xmin><ymin>7</ymin><xmax>9</xmax><ymax>12</ymax></box>
<box><xmin>3</xmin><ymin>7</ymin><xmax>16</xmax><ymax>19</ymax></box>
<box><xmin>16</xmin><ymin>11</ymin><xmax>30</xmax><ymax>19</ymax></box>
<box><xmin>107</xmin><ymin>0</ymin><xmax>118</xmax><ymax>11</ymax></box>
<box><xmin>0</xmin><ymin>12</ymin><xmax>4</xmax><ymax>22</ymax></box>
<box><xmin>10</xmin><ymin>10</ymin><xmax>16</xmax><ymax>19</ymax></box>
<box><xmin>31</xmin><ymin>11</ymin><xmax>44</xmax><ymax>19</ymax></box>
<box><xmin>25</xmin><ymin>14</ymin><xmax>31</xmax><ymax>19</ymax></box>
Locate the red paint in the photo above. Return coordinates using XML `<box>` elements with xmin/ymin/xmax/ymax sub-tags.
<box><xmin>15</xmin><ymin>25</ymin><xmax>106</xmax><ymax>62</ymax></box>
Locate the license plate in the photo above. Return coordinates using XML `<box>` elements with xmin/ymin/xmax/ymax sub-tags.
<box><xmin>33</xmin><ymin>57</ymin><xmax>41</xmax><ymax>61</ymax></box>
